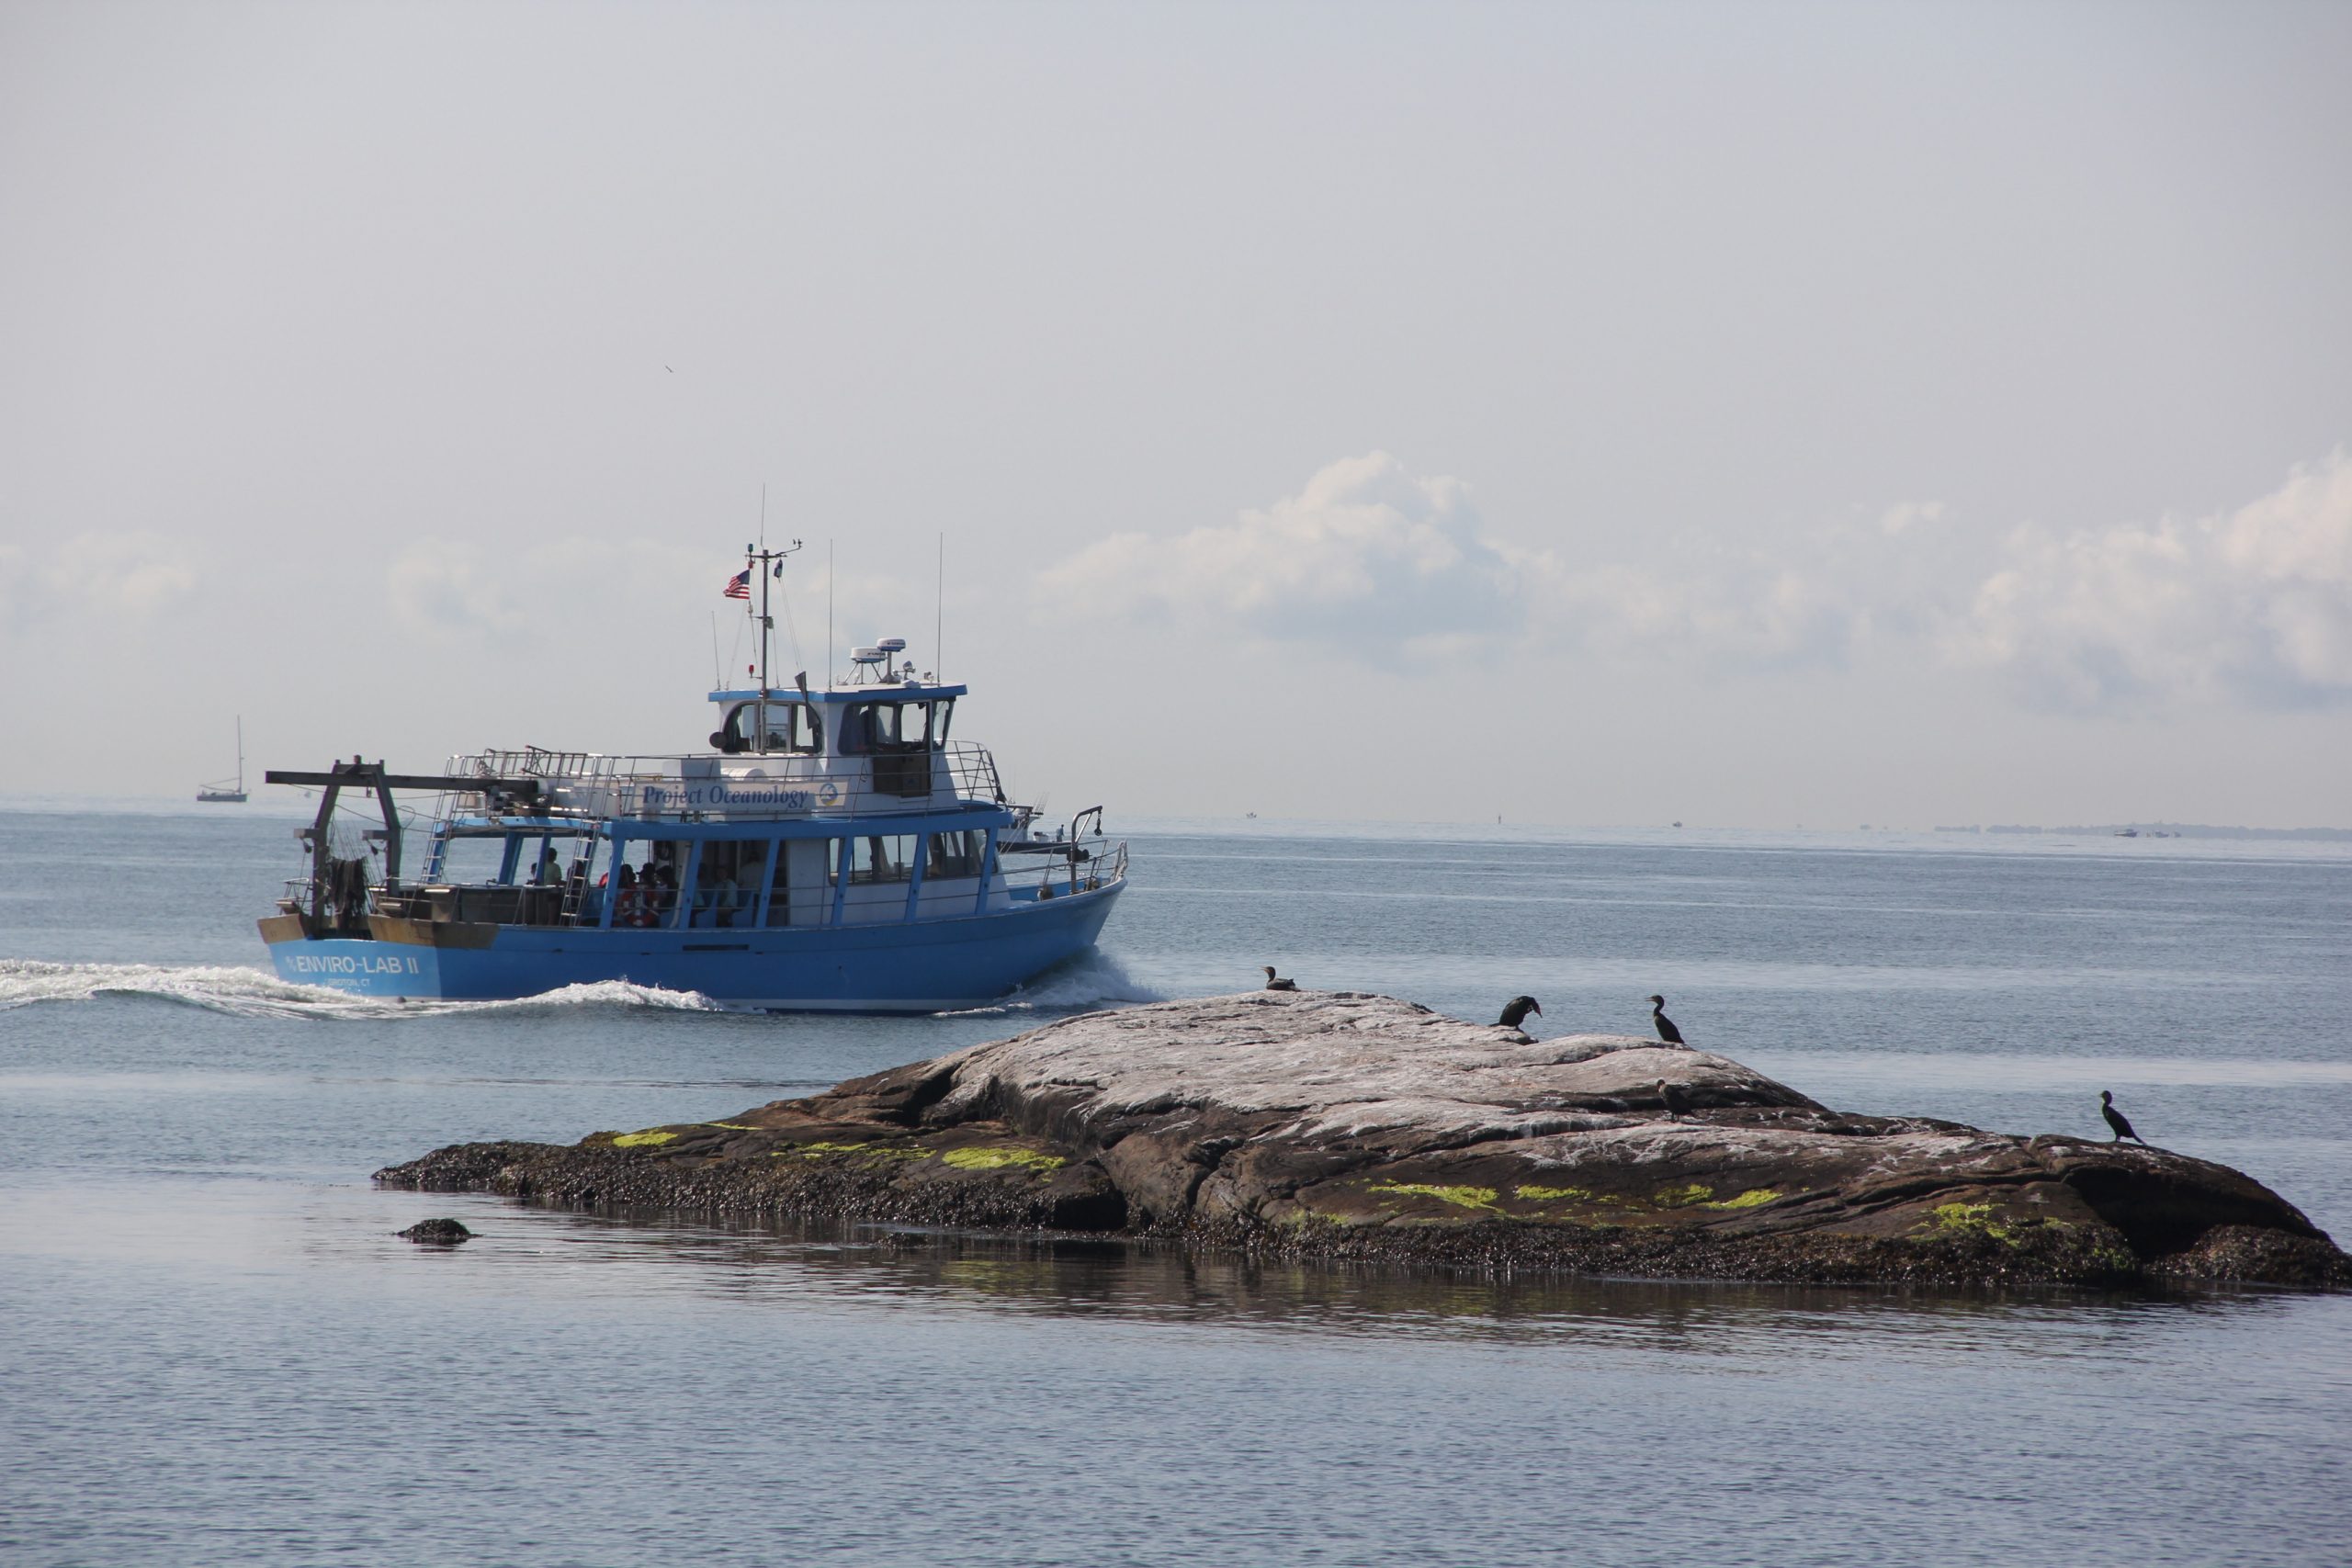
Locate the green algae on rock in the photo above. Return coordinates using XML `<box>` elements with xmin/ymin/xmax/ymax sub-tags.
<box><xmin>375</xmin><ymin>990</ymin><xmax>2352</xmax><ymax>1290</ymax></box>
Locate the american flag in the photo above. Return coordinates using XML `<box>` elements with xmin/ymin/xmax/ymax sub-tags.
<box><xmin>722</xmin><ymin>569</ymin><xmax>752</xmax><ymax>600</ymax></box>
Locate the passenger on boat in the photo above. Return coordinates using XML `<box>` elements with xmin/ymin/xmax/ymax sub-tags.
<box><xmin>615</xmin><ymin>863</ymin><xmax>650</xmax><ymax>928</ymax></box>
<box><xmin>533</xmin><ymin>847</ymin><xmax>562</xmax><ymax>885</ymax></box>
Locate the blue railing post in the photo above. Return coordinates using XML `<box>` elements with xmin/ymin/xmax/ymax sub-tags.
<box><xmin>903</xmin><ymin>831</ymin><xmax>927</xmax><ymax>922</ymax></box>
<box><xmin>751</xmin><ymin>835</ymin><xmax>777</xmax><ymax>929</ymax></box>
<box><xmin>675</xmin><ymin>835</ymin><xmax>701</xmax><ymax>929</ymax></box>
<box><xmin>600</xmin><ymin>829</ymin><xmax>629</xmax><ymax>929</ymax></box>
<box><xmin>974</xmin><ymin>828</ymin><xmax>998</xmax><ymax>916</ymax></box>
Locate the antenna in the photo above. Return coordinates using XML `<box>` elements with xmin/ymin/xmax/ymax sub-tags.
<box><xmin>710</xmin><ymin>611</ymin><xmax>722</xmax><ymax>687</ymax></box>
<box><xmin>827</xmin><ymin>537</ymin><xmax>835</xmax><ymax>687</ymax></box>
<box><xmin>934</xmin><ymin>532</ymin><xmax>944</xmax><ymax>682</ymax></box>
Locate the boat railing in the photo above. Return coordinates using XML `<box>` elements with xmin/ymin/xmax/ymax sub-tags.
<box><xmin>944</xmin><ymin>742</ymin><xmax>1009</xmax><ymax>805</ymax></box>
<box><xmin>434</xmin><ymin>743</ymin><xmax>1012</xmax><ymax>820</ymax></box>
<box><xmin>282</xmin><ymin>831</ymin><xmax>1129</xmax><ymax>935</ymax></box>
<box><xmin>998</xmin><ymin>836</ymin><xmax>1128</xmax><ymax>900</ymax></box>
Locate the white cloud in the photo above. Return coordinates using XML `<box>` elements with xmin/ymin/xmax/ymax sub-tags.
<box><xmin>387</xmin><ymin>542</ymin><xmax>534</xmax><ymax>643</ymax></box>
<box><xmin>1041</xmin><ymin>453</ymin><xmax>1924</xmax><ymax>674</ymax></box>
<box><xmin>1041</xmin><ymin>452</ymin><xmax>1521</xmax><ymax>665</ymax></box>
<box><xmin>1949</xmin><ymin>451</ymin><xmax>2352</xmax><ymax>710</ymax></box>
<box><xmin>1045</xmin><ymin>449</ymin><xmax>2352</xmax><ymax>714</ymax></box>
<box><xmin>1878</xmin><ymin>500</ymin><xmax>1946</xmax><ymax>536</ymax></box>
<box><xmin>0</xmin><ymin>530</ymin><xmax>198</xmax><ymax>628</ymax></box>
<box><xmin>1525</xmin><ymin>549</ymin><xmax>1876</xmax><ymax>671</ymax></box>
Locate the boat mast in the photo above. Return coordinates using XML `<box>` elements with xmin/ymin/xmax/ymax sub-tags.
<box><xmin>746</xmin><ymin>539</ymin><xmax>802</xmax><ymax>694</ymax></box>
<box><xmin>235</xmin><ymin>716</ymin><xmax>244</xmax><ymax>793</ymax></box>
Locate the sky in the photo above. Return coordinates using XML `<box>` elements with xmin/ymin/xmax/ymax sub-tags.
<box><xmin>3</xmin><ymin>0</ymin><xmax>2349</xmax><ymax>827</ymax></box>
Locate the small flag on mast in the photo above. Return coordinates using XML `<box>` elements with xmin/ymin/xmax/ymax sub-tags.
<box><xmin>722</xmin><ymin>569</ymin><xmax>752</xmax><ymax>600</ymax></box>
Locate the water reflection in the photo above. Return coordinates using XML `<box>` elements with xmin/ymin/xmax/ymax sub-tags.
<box><xmin>480</xmin><ymin>1199</ymin><xmax>2301</xmax><ymax>1351</ymax></box>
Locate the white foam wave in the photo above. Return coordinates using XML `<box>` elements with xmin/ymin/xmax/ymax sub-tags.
<box><xmin>465</xmin><ymin>980</ymin><xmax>720</xmax><ymax>1014</ymax></box>
<box><xmin>0</xmin><ymin>960</ymin><xmax>718</xmax><ymax>1021</ymax></box>
<box><xmin>947</xmin><ymin>951</ymin><xmax>1164</xmax><ymax>1018</ymax></box>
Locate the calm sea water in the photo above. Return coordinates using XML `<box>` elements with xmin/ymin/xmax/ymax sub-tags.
<box><xmin>3</xmin><ymin>806</ymin><xmax>2348</xmax><ymax>1567</ymax></box>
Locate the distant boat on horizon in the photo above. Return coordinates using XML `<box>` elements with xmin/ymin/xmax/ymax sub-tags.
<box><xmin>198</xmin><ymin>718</ymin><xmax>248</xmax><ymax>804</ymax></box>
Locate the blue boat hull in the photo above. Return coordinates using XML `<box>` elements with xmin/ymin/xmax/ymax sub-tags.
<box><xmin>263</xmin><ymin>885</ymin><xmax>1122</xmax><ymax>1010</ymax></box>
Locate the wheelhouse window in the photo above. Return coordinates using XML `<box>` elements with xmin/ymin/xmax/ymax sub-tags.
<box><xmin>759</xmin><ymin>703</ymin><xmax>823</xmax><ymax>754</ymax></box>
<box><xmin>716</xmin><ymin>702</ymin><xmax>824</xmax><ymax>754</ymax></box>
<box><xmin>839</xmin><ymin>701</ymin><xmax>940</xmax><ymax>755</ymax></box>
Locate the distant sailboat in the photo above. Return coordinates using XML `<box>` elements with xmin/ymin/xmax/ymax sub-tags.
<box><xmin>198</xmin><ymin>718</ymin><xmax>248</xmax><ymax>804</ymax></box>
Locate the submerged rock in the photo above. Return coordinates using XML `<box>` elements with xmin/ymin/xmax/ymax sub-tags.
<box><xmin>375</xmin><ymin>991</ymin><xmax>2348</xmax><ymax>1289</ymax></box>
<box><xmin>397</xmin><ymin>1217</ymin><xmax>475</xmax><ymax>1246</ymax></box>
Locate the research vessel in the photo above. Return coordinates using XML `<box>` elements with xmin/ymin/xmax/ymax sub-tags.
<box><xmin>256</xmin><ymin>547</ymin><xmax>1125</xmax><ymax>1009</ymax></box>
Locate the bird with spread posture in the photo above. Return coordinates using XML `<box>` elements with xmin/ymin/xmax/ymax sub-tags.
<box><xmin>1498</xmin><ymin>996</ymin><xmax>1542</xmax><ymax>1029</ymax></box>
<box><xmin>1648</xmin><ymin>995</ymin><xmax>1686</xmax><ymax>1046</ymax></box>
<box><xmin>2100</xmin><ymin>1090</ymin><xmax>2147</xmax><ymax>1145</ymax></box>
<box><xmin>1262</xmin><ymin>966</ymin><xmax>1298</xmax><ymax>992</ymax></box>
<box><xmin>1655</xmin><ymin>1077</ymin><xmax>1693</xmax><ymax>1118</ymax></box>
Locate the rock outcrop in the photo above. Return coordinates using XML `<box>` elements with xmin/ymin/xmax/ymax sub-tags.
<box><xmin>376</xmin><ymin>991</ymin><xmax>2349</xmax><ymax>1288</ymax></box>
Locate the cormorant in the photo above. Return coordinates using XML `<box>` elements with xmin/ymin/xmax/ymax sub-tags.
<box><xmin>1262</xmin><ymin>966</ymin><xmax>1298</xmax><ymax>992</ymax></box>
<box><xmin>1648</xmin><ymin>995</ymin><xmax>1686</xmax><ymax>1046</ymax></box>
<box><xmin>2100</xmin><ymin>1090</ymin><xmax>2146</xmax><ymax>1145</ymax></box>
<box><xmin>1655</xmin><ymin>1077</ymin><xmax>1693</xmax><ymax>1117</ymax></box>
<box><xmin>1498</xmin><ymin>996</ymin><xmax>1542</xmax><ymax>1029</ymax></box>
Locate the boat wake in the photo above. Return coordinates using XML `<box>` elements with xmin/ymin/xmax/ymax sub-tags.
<box><xmin>0</xmin><ymin>960</ymin><xmax>719</xmax><ymax>1021</ymax></box>
<box><xmin>948</xmin><ymin>951</ymin><xmax>1163</xmax><ymax>1018</ymax></box>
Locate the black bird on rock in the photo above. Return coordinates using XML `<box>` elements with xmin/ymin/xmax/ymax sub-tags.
<box><xmin>1648</xmin><ymin>995</ymin><xmax>1686</xmax><ymax>1046</ymax></box>
<box><xmin>1655</xmin><ymin>1077</ymin><xmax>1693</xmax><ymax>1118</ymax></box>
<box><xmin>1498</xmin><ymin>996</ymin><xmax>1542</xmax><ymax>1029</ymax></box>
<box><xmin>2100</xmin><ymin>1090</ymin><xmax>2147</xmax><ymax>1145</ymax></box>
<box><xmin>1262</xmin><ymin>966</ymin><xmax>1298</xmax><ymax>992</ymax></box>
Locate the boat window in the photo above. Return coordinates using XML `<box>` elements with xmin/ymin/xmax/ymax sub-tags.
<box><xmin>764</xmin><ymin>845</ymin><xmax>793</xmax><ymax>927</ymax></box>
<box><xmin>759</xmin><ymin>703</ymin><xmax>823</xmax><ymax>755</ymax></box>
<box><xmin>925</xmin><ymin>829</ymin><xmax>983</xmax><ymax>879</ymax></box>
<box><xmin>632</xmin><ymin>841</ymin><xmax>684</xmax><ymax>924</ymax></box>
<box><xmin>932</xmin><ymin>699</ymin><xmax>954</xmax><ymax>746</ymax></box>
<box><xmin>434</xmin><ymin>834</ymin><xmax>506</xmax><ymax>886</ymax></box>
<box><xmin>886</xmin><ymin>703</ymin><xmax>930</xmax><ymax>749</ymax></box>
<box><xmin>850</xmin><ymin>834</ymin><xmax>915</xmax><ymax>884</ymax></box>
<box><xmin>840</xmin><ymin>702</ymin><xmax>932</xmax><ymax>755</ymax></box>
<box><xmin>693</xmin><ymin>840</ymin><xmax>769</xmax><ymax>927</ymax></box>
